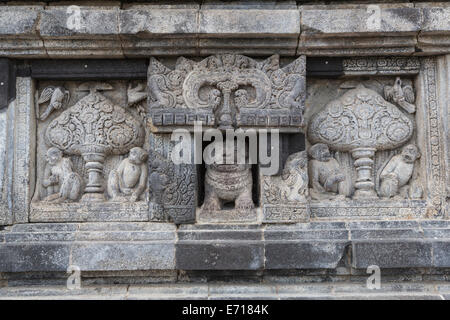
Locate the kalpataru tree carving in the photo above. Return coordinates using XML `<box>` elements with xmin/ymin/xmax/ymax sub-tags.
<box><xmin>308</xmin><ymin>84</ymin><xmax>415</xmax><ymax>198</ymax></box>
<box><xmin>45</xmin><ymin>82</ymin><xmax>145</xmax><ymax>201</ymax></box>
<box><xmin>147</xmin><ymin>54</ymin><xmax>305</xmax><ymax>131</ymax></box>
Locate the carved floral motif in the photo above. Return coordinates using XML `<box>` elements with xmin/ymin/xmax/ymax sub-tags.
<box><xmin>308</xmin><ymin>84</ymin><xmax>415</xmax><ymax>198</ymax></box>
<box><xmin>148</xmin><ymin>54</ymin><xmax>306</xmax><ymax>129</ymax></box>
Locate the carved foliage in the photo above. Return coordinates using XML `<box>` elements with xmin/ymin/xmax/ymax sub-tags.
<box><xmin>148</xmin><ymin>54</ymin><xmax>306</xmax><ymax>128</ymax></box>
<box><xmin>46</xmin><ymin>88</ymin><xmax>145</xmax><ymax>156</ymax></box>
<box><xmin>308</xmin><ymin>84</ymin><xmax>414</xmax><ymax>152</ymax></box>
<box><xmin>148</xmin><ymin>150</ymin><xmax>196</xmax><ymax>223</ymax></box>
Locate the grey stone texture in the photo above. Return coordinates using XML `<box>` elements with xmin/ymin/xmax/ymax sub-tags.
<box><xmin>0</xmin><ymin>222</ymin><xmax>176</xmax><ymax>272</ymax></box>
<box><xmin>1</xmin><ymin>221</ymin><xmax>450</xmax><ymax>273</ymax></box>
<box><xmin>0</xmin><ymin>281</ymin><xmax>449</xmax><ymax>300</ymax></box>
<box><xmin>9</xmin><ymin>78</ymin><xmax>36</xmax><ymax>224</ymax></box>
<box><xmin>0</xmin><ymin>1</ymin><xmax>449</xmax><ymax>300</ymax></box>
<box><xmin>0</xmin><ymin>3</ymin><xmax>448</xmax><ymax>58</ymax></box>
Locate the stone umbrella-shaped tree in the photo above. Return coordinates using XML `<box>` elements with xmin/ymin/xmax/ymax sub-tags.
<box><xmin>45</xmin><ymin>83</ymin><xmax>145</xmax><ymax>201</ymax></box>
<box><xmin>308</xmin><ymin>84</ymin><xmax>414</xmax><ymax>198</ymax></box>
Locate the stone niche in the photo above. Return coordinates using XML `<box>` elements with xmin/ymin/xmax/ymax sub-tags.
<box><xmin>147</xmin><ymin>54</ymin><xmax>308</xmax><ymax>224</ymax></box>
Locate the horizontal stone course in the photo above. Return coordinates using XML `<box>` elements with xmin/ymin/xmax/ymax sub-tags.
<box><xmin>1</xmin><ymin>221</ymin><xmax>447</xmax><ymax>272</ymax></box>
<box><xmin>0</xmin><ymin>4</ymin><xmax>448</xmax><ymax>57</ymax></box>
<box><xmin>352</xmin><ymin>241</ymin><xmax>433</xmax><ymax>268</ymax></box>
<box><xmin>0</xmin><ymin>282</ymin><xmax>449</xmax><ymax>300</ymax></box>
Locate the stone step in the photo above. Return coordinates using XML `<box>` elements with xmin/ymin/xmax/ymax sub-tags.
<box><xmin>0</xmin><ymin>282</ymin><xmax>449</xmax><ymax>300</ymax></box>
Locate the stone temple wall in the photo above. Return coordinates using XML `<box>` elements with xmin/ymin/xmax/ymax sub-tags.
<box><xmin>0</xmin><ymin>1</ymin><xmax>449</xmax><ymax>299</ymax></box>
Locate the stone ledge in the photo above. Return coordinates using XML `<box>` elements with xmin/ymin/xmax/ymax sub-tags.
<box><xmin>0</xmin><ymin>4</ymin><xmax>448</xmax><ymax>57</ymax></box>
<box><xmin>0</xmin><ymin>223</ymin><xmax>177</xmax><ymax>272</ymax></box>
<box><xmin>1</xmin><ymin>221</ymin><xmax>449</xmax><ymax>272</ymax></box>
<box><xmin>0</xmin><ymin>282</ymin><xmax>449</xmax><ymax>300</ymax></box>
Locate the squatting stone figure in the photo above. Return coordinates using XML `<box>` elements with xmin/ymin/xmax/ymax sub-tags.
<box><xmin>42</xmin><ymin>147</ymin><xmax>82</xmax><ymax>203</ymax></box>
<box><xmin>202</xmin><ymin>143</ymin><xmax>254</xmax><ymax>211</ymax></box>
<box><xmin>107</xmin><ymin>147</ymin><xmax>148</xmax><ymax>202</ymax></box>
<box><xmin>378</xmin><ymin>144</ymin><xmax>420</xmax><ymax>198</ymax></box>
<box><xmin>308</xmin><ymin>143</ymin><xmax>346</xmax><ymax>200</ymax></box>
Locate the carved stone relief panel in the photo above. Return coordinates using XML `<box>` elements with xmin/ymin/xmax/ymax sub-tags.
<box><xmin>31</xmin><ymin>80</ymin><xmax>150</xmax><ymax>222</ymax></box>
<box><xmin>305</xmin><ymin>75</ymin><xmax>427</xmax><ymax>219</ymax></box>
<box><xmin>148</xmin><ymin>133</ymin><xmax>196</xmax><ymax>224</ymax></box>
<box><xmin>260</xmin><ymin>149</ymin><xmax>309</xmax><ymax>223</ymax></box>
<box><xmin>148</xmin><ymin>54</ymin><xmax>306</xmax><ymax>132</ymax></box>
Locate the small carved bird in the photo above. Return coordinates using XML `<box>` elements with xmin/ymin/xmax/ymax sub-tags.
<box><xmin>384</xmin><ymin>77</ymin><xmax>416</xmax><ymax>114</ymax></box>
<box><xmin>127</xmin><ymin>83</ymin><xmax>147</xmax><ymax>107</ymax></box>
<box><xmin>38</xmin><ymin>86</ymin><xmax>70</xmax><ymax>120</ymax></box>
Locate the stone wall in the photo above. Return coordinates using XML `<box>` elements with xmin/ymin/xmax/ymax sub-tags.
<box><xmin>0</xmin><ymin>1</ymin><xmax>449</xmax><ymax>299</ymax></box>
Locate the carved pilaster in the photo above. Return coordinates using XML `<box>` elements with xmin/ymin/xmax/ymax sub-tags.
<box><xmin>12</xmin><ymin>77</ymin><xmax>36</xmax><ymax>223</ymax></box>
<box><xmin>417</xmin><ymin>57</ymin><xmax>449</xmax><ymax>218</ymax></box>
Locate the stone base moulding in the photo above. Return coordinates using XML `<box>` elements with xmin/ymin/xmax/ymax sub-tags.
<box><xmin>0</xmin><ymin>220</ymin><xmax>449</xmax><ymax>273</ymax></box>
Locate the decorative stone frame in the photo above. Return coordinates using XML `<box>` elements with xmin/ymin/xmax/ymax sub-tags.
<box><xmin>0</xmin><ymin>55</ymin><xmax>447</xmax><ymax>226</ymax></box>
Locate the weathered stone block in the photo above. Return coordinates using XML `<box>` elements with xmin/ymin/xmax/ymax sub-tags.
<box><xmin>199</xmin><ymin>9</ymin><xmax>300</xmax><ymax>36</ymax></box>
<box><xmin>40</xmin><ymin>7</ymin><xmax>120</xmax><ymax>38</ymax></box>
<box><xmin>127</xmin><ymin>284</ymin><xmax>209</xmax><ymax>300</ymax></box>
<box><xmin>352</xmin><ymin>241</ymin><xmax>433</xmax><ymax>268</ymax></box>
<box><xmin>0</xmin><ymin>6</ymin><xmax>41</xmax><ymax>37</ymax></box>
<box><xmin>421</xmin><ymin>6</ymin><xmax>450</xmax><ymax>32</ymax></box>
<box><xmin>350</xmin><ymin>229</ymin><xmax>424</xmax><ymax>240</ymax></box>
<box><xmin>30</xmin><ymin>202</ymin><xmax>149</xmax><ymax>223</ymax></box>
<box><xmin>119</xmin><ymin>7</ymin><xmax>198</xmax><ymax>36</ymax></box>
<box><xmin>177</xmin><ymin>242</ymin><xmax>264</xmax><ymax>270</ymax></box>
<box><xmin>299</xmin><ymin>5</ymin><xmax>421</xmax><ymax>56</ymax></box>
<box><xmin>0</xmin><ymin>243</ymin><xmax>70</xmax><ymax>272</ymax></box>
<box><xmin>177</xmin><ymin>225</ymin><xmax>264</xmax><ymax>270</ymax></box>
<box><xmin>432</xmin><ymin>241</ymin><xmax>450</xmax><ymax>267</ymax></box>
<box><xmin>300</xmin><ymin>6</ymin><xmax>421</xmax><ymax>35</ymax></box>
<box><xmin>71</xmin><ymin>242</ymin><xmax>175</xmax><ymax>271</ymax></box>
<box><xmin>208</xmin><ymin>283</ymin><xmax>277</xmax><ymax>299</ymax></box>
<box><xmin>265</xmin><ymin>241</ymin><xmax>349</xmax><ymax>269</ymax></box>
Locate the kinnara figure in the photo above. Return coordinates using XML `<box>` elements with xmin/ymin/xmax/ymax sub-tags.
<box><xmin>42</xmin><ymin>147</ymin><xmax>82</xmax><ymax>203</ymax></box>
<box><xmin>378</xmin><ymin>144</ymin><xmax>420</xmax><ymax>199</ymax></box>
<box><xmin>308</xmin><ymin>143</ymin><xmax>346</xmax><ymax>200</ymax></box>
<box><xmin>107</xmin><ymin>147</ymin><xmax>148</xmax><ymax>202</ymax></box>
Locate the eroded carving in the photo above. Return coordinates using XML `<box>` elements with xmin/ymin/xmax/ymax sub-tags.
<box><xmin>107</xmin><ymin>147</ymin><xmax>148</xmax><ymax>202</ymax></box>
<box><xmin>384</xmin><ymin>77</ymin><xmax>416</xmax><ymax>113</ymax></box>
<box><xmin>378</xmin><ymin>144</ymin><xmax>422</xmax><ymax>199</ymax></box>
<box><xmin>148</xmin><ymin>54</ymin><xmax>306</xmax><ymax>129</ymax></box>
<box><xmin>308</xmin><ymin>144</ymin><xmax>347</xmax><ymax>200</ymax></box>
<box><xmin>201</xmin><ymin>142</ymin><xmax>254</xmax><ymax>212</ymax></box>
<box><xmin>45</xmin><ymin>82</ymin><xmax>145</xmax><ymax>201</ymax></box>
<box><xmin>37</xmin><ymin>86</ymin><xmax>70</xmax><ymax>120</ymax></box>
<box><xmin>146</xmin><ymin>145</ymin><xmax>197</xmax><ymax>224</ymax></box>
<box><xmin>42</xmin><ymin>147</ymin><xmax>82</xmax><ymax>203</ymax></box>
<box><xmin>308</xmin><ymin>84</ymin><xmax>414</xmax><ymax>198</ymax></box>
<box><xmin>263</xmin><ymin>151</ymin><xmax>308</xmax><ymax>203</ymax></box>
